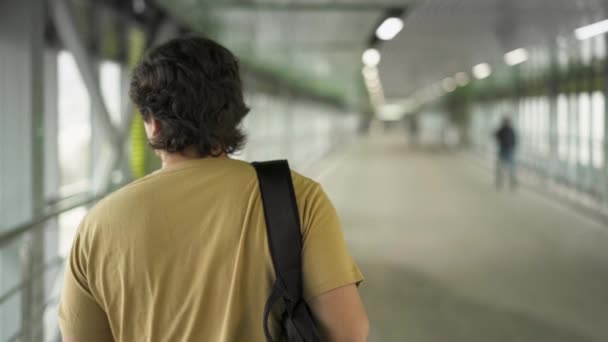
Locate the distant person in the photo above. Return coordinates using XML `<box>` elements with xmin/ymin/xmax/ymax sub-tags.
<box><xmin>58</xmin><ymin>36</ymin><xmax>368</xmax><ymax>342</ymax></box>
<box><xmin>494</xmin><ymin>117</ymin><xmax>518</xmax><ymax>190</ymax></box>
<box><xmin>408</xmin><ymin>115</ymin><xmax>419</xmax><ymax>147</ymax></box>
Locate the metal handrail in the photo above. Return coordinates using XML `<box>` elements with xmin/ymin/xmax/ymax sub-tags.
<box><xmin>6</xmin><ymin>295</ymin><xmax>62</xmax><ymax>342</ymax></box>
<box><xmin>0</xmin><ymin>188</ymin><xmax>120</xmax><ymax>248</ymax></box>
<box><xmin>0</xmin><ymin>256</ymin><xmax>64</xmax><ymax>306</ymax></box>
<box><xmin>0</xmin><ymin>188</ymin><xmax>122</xmax><ymax>342</ymax></box>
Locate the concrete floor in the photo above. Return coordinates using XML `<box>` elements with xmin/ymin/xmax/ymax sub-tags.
<box><xmin>310</xmin><ymin>137</ymin><xmax>608</xmax><ymax>342</ymax></box>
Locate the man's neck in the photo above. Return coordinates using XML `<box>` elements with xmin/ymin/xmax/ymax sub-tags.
<box><xmin>158</xmin><ymin>147</ymin><xmax>227</xmax><ymax>169</ymax></box>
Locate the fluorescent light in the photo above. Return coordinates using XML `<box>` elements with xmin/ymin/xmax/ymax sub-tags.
<box><xmin>367</xmin><ymin>77</ymin><xmax>381</xmax><ymax>86</ymax></box>
<box><xmin>454</xmin><ymin>72</ymin><xmax>470</xmax><ymax>86</ymax></box>
<box><xmin>575</xmin><ymin>19</ymin><xmax>608</xmax><ymax>40</ymax></box>
<box><xmin>362</xmin><ymin>65</ymin><xmax>385</xmax><ymax>106</ymax></box>
<box><xmin>376</xmin><ymin>17</ymin><xmax>404</xmax><ymax>41</ymax></box>
<box><xmin>362</xmin><ymin>48</ymin><xmax>381</xmax><ymax>67</ymax></box>
<box><xmin>133</xmin><ymin>0</ymin><xmax>146</xmax><ymax>13</ymax></box>
<box><xmin>362</xmin><ymin>66</ymin><xmax>376</xmax><ymax>74</ymax></box>
<box><xmin>377</xmin><ymin>104</ymin><xmax>407</xmax><ymax>121</ymax></box>
<box><xmin>362</xmin><ymin>66</ymin><xmax>377</xmax><ymax>78</ymax></box>
<box><xmin>472</xmin><ymin>63</ymin><xmax>492</xmax><ymax>79</ymax></box>
<box><xmin>368</xmin><ymin>83</ymin><xmax>382</xmax><ymax>92</ymax></box>
<box><xmin>504</xmin><ymin>48</ymin><xmax>529</xmax><ymax>66</ymax></box>
<box><xmin>442</xmin><ymin>77</ymin><xmax>457</xmax><ymax>92</ymax></box>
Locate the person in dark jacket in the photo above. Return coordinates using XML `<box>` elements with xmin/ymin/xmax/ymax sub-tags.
<box><xmin>494</xmin><ymin>117</ymin><xmax>517</xmax><ymax>189</ymax></box>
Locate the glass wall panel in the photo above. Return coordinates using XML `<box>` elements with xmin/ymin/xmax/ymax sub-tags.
<box><xmin>58</xmin><ymin>207</ymin><xmax>88</xmax><ymax>258</ymax></box>
<box><xmin>240</xmin><ymin>91</ymin><xmax>357</xmax><ymax>170</ymax></box>
<box><xmin>594</xmin><ymin>35</ymin><xmax>606</xmax><ymax>60</ymax></box>
<box><xmin>557</xmin><ymin>94</ymin><xmax>569</xmax><ymax>161</ymax></box>
<box><xmin>539</xmin><ymin>96</ymin><xmax>550</xmax><ymax>156</ymax></box>
<box><xmin>579</xmin><ymin>93</ymin><xmax>591</xmax><ymax>166</ymax></box>
<box><xmin>592</xmin><ymin>91</ymin><xmax>605</xmax><ymax>169</ymax></box>
<box><xmin>568</xmin><ymin>94</ymin><xmax>578</xmax><ymax>166</ymax></box>
<box><xmin>100</xmin><ymin>61</ymin><xmax>122</xmax><ymax>126</ymax></box>
<box><xmin>58</xmin><ymin>51</ymin><xmax>91</xmax><ymax>196</ymax></box>
<box><xmin>581</xmin><ymin>38</ymin><xmax>593</xmax><ymax>65</ymax></box>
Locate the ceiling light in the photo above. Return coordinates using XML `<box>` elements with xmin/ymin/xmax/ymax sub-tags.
<box><xmin>575</xmin><ymin>19</ymin><xmax>608</xmax><ymax>40</ymax></box>
<box><xmin>472</xmin><ymin>63</ymin><xmax>492</xmax><ymax>79</ymax></box>
<box><xmin>362</xmin><ymin>66</ymin><xmax>378</xmax><ymax>79</ymax></box>
<box><xmin>363</xmin><ymin>73</ymin><xmax>378</xmax><ymax>82</ymax></box>
<box><xmin>362</xmin><ymin>48</ymin><xmax>381</xmax><ymax>67</ymax></box>
<box><xmin>376</xmin><ymin>17</ymin><xmax>404</xmax><ymax>41</ymax></box>
<box><xmin>377</xmin><ymin>103</ymin><xmax>407</xmax><ymax>121</ymax></box>
<box><xmin>367</xmin><ymin>82</ymin><xmax>382</xmax><ymax>91</ymax></box>
<box><xmin>504</xmin><ymin>48</ymin><xmax>529</xmax><ymax>66</ymax></box>
<box><xmin>442</xmin><ymin>77</ymin><xmax>457</xmax><ymax>92</ymax></box>
<box><xmin>454</xmin><ymin>72</ymin><xmax>470</xmax><ymax>86</ymax></box>
<box><xmin>133</xmin><ymin>0</ymin><xmax>146</xmax><ymax>14</ymax></box>
<box><xmin>366</xmin><ymin>78</ymin><xmax>381</xmax><ymax>87</ymax></box>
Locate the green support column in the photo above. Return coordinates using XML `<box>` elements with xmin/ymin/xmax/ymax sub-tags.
<box><xmin>128</xmin><ymin>28</ymin><xmax>149</xmax><ymax>179</ymax></box>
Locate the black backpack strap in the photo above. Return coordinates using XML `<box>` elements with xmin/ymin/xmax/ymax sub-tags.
<box><xmin>252</xmin><ymin>160</ymin><xmax>322</xmax><ymax>342</ymax></box>
<box><xmin>253</xmin><ymin>160</ymin><xmax>303</xmax><ymax>300</ymax></box>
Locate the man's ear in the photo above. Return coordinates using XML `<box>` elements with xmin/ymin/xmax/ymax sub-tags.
<box><xmin>143</xmin><ymin>117</ymin><xmax>162</xmax><ymax>140</ymax></box>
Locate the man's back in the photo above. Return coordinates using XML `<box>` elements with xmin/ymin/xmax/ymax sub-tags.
<box><xmin>59</xmin><ymin>158</ymin><xmax>363</xmax><ymax>341</ymax></box>
<box><xmin>496</xmin><ymin>125</ymin><xmax>516</xmax><ymax>154</ymax></box>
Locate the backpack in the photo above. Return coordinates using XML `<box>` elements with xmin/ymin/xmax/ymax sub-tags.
<box><xmin>252</xmin><ymin>160</ymin><xmax>323</xmax><ymax>342</ymax></box>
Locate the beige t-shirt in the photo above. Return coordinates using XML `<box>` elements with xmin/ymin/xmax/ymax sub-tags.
<box><xmin>58</xmin><ymin>157</ymin><xmax>363</xmax><ymax>342</ymax></box>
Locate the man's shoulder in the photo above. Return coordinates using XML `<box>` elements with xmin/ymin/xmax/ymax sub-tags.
<box><xmin>291</xmin><ymin>170</ymin><xmax>322</xmax><ymax>197</ymax></box>
<box><xmin>82</xmin><ymin>176</ymin><xmax>157</xmax><ymax>232</ymax></box>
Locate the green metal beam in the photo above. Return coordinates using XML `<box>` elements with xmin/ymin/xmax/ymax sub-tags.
<box><xmin>195</xmin><ymin>1</ymin><xmax>410</xmax><ymax>11</ymax></box>
<box><xmin>231</xmin><ymin>42</ymin><xmax>361</xmax><ymax>51</ymax></box>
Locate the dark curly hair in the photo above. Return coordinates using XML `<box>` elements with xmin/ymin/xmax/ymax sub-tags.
<box><xmin>129</xmin><ymin>36</ymin><xmax>249</xmax><ymax>157</ymax></box>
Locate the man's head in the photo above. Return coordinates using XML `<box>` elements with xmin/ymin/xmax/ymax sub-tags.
<box><xmin>129</xmin><ymin>36</ymin><xmax>249</xmax><ymax>157</ymax></box>
<box><xmin>502</xmin><ymin>116</ymin><xmax>511</xmax><ymax>127</ymax></box>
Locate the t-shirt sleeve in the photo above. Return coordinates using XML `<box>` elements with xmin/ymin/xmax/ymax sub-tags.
<box><xmin>58</xmin><ymin>224</ymin><xmax>114</xmax><ymax>341</ymax></box>
<box><xmin>300</xmin><ymin>182</ymin><xmax>364</xmax><ymax>301</ymax></box>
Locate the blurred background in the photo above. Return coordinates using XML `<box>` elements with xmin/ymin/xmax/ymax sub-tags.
<box><xmin>1</xmin><ymin>0</ymin><xmax>608</xmax><ymax>341</ymax></box>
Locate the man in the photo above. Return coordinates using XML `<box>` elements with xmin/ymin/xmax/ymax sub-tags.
<box><xmin>494</xmin><ymin>116</ymin><xmax>518</xmax><ymax>190</ymax></box>
<box><xmin>59</xmin><ymin>36</ymin><xmax>368</xmax><ymax>341</ymax></box>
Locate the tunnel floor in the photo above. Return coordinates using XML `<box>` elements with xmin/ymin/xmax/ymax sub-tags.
<box><xmin>308</xmin><ymin>137</ymin><xmax>608</xmax><ymax>342</ymax></box>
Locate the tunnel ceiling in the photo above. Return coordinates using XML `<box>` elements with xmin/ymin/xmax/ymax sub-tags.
<box><xmin>378</xmin><ymin>0</ymin><xmax>608</xmax><ymax>99</ymax></box>
<box><xmin>156</xmin><ymin>0</ymin><xmax>399</xmax><ymax>106</ymax></box>
<box><xmin>157</xmin><ymin>0</ymin><xmax>608</xmax><ymax>104</ymax></box>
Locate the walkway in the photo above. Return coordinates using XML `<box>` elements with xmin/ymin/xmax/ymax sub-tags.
<box><xmin>310</xmin><ymin>137</ymin><xmax>608</xmax><ymax>342</ymax></box>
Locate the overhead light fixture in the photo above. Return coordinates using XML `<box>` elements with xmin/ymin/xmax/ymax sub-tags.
<box><xmin>504</xmin><ymin>48</ymin><xmax>529</xmax><ymax>66</ymax></box>
<box><xmin>575</xmin><ymin>19</ymin><xmax>608</xmax><ymax>40</ymax></box>
<box><xmin>368</xmin><ymin>84</ymin><xmax>382</xmax><ymax>92</ymax></box>
<box><xmin>362</xmin><ymin>64</ymin><xmax>385</xmax><ymax>107</ymax></box>
<box><xmin>472</xmin><ymin>63</ymin><xmax>492</xmax><ymax>79</ymax></box>
<box><xmin>367</xmin><ymin>77</ymin><xmax>381</xmax><ymax>86</ymax></box>
<box><xmin>362</xmin><ymin>48</ymin><xmax>381</xmax><ymax>67</ymax></box>
<box><xmin>454</xmin><ymin>72</ymin><xmax>470</xmax><ymax>86</ymax></box>
<box><xmin>133</xmin><ymin>0</ymin><xmax>146</xmax><ymax>14</ymax></box>
<box><xmin>362</xmin><ymin>65</ymin><xmax>377</xmax><ymax>77</ymax></box>
<box><xmin>376</xmin><ymin>17</ymin><xmax>404</xmax><ymax>41</ymax></box>
<box><xmin>442</xmin><ymin>77</ymin><xmax>457</xmax><ymax>92</ymax></box>
<box><xmin>377</xmin><ymin>103</ymin><xmax>407</xmax><ymax>121</ymax></box>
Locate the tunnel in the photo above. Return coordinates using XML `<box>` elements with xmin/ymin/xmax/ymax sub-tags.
<box><xmin>1</xmin><ymin>0</ymin><xmax>608</xmax><ymax>341</ymax></box>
